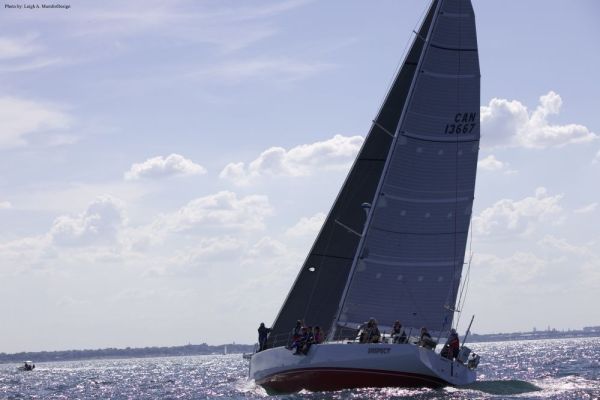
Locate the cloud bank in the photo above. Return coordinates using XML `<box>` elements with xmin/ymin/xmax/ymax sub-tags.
<box><xmin>477</xmin><ymin>154</ymin><xmax>515</xmax><ymax>174</ymax></box>
<box><xmin>481</xmin><ymin>91</ymin><xmax>597</xmax><ymax>149</ymax></box>
<box><xmin>473</xmin><ymin>187</ymin><xmax>564</xmax><ymax>236</ymax></box>
<box><xmin>220</xmin><ymin>134</ymin><xmax>364</xmax><ymax>185</ymax></box>
<box><xmin>0</xmin><ymin>36</ymin><xmax>39</xmax><ymax>60</ymax></box>
<box><xmin>285</xmin><ymin>212</ymin><xmax>326</xmax><ymax>237</ymax></box>
<box><xmin>50</xmin><ymin>196</ymin><xmax>125</xmax><ymax>247</ymax></box>
<box><xmin>125</xmin><ymin>154</ymin><xmax>206</xmax><ymax>180</ymax></box>
<box><xmin>155</xmin><ymin>191</ymin><xmax>273</xmax><ymax>233</ymax></box>
<box><xmin>0</xmin><ymin>96</ymin><xmax>71</xmax><ymax>149</ymax></box>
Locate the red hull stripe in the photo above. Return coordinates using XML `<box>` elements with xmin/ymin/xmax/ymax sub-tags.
<box><xmin>256</xmin><ymin>366</ymin><xmax>448</xmax><ymax>393</ymax></box>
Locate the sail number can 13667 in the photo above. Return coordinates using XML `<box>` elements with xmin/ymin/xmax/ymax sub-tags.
<box><xmin>445</xmin><ymin>112</ymin><xmax>477</xmax><ymax>134</ymax></box>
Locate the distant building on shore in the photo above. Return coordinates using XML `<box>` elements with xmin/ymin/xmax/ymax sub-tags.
<box><xmin>583</xmin><ymin>326</ymin><xmax>600</xmax><ymax>333</ymax></box>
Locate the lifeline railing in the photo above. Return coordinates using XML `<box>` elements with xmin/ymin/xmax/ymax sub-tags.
<box><xmin>264</xmin><ymin>325</ymin><xmax>426</xmax><ymax>350</ymax></box>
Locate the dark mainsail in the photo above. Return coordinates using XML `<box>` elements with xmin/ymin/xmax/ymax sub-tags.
<box><xmin>266</xmin><ymin>0</ymin><xmax>479</xmax><ymax>347</ymax></box>
<box><xmin>336</xmin><ymin>0</ymin><xmax>480</xmax><ymax>335</ymax></box>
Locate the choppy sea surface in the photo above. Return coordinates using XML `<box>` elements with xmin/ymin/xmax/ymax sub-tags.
<box><xmin>1</xmin><ymin>337</ymin><xmax>598</xmax><ymax>399</ymax></box>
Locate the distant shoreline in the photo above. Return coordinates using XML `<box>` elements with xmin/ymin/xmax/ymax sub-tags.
<box><xmin>2</xmin><ymin>329</ymin><xmax>599</xmax><ymax>365</ymax></box>
<box><xmin>0</xmin><ymin>343</ymin><xmax>254</xmax><ymax>365</ymax></box>
<box><xmin>468</xmin><ymin>329</ymin><xmax>600</xmax><ymax>343</ymax></box>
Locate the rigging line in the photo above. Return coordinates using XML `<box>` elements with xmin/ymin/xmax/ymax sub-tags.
<box><xmin>456</xmin><ymin>217</ymin><xmax>475</xmax><ymax>328</ymax></box>
<box><xmin>447</xmin><ymin>0</ymin><xmax>464</xmax><ymax>331</ymax></box>
<box><xmin>455</xmin><ymin>227</ymin><xmax>473</xmax><ymax>314</ymax></box>
<box><xmin>372</xmin><ymin>120</ymin><xmax>395</xmax><ymax>138</ymax></box>
<box><xmin>456</xmin><ymin>252</ymin><xmax>471</xmax><ymax>310</ymax></box>
<box><xmin>334</xmin><ymin>219</ymin><xmax>362</xmax><ymax>237</ymax></box>
<box><xmin>455</xmin><ymin>253</ymin><xmax>472</xmax><ymax>328</ymax></box>
<box><xmin>456</xmin><ymin>256</ymin><xmax>472</xmax><ymax>329</ymax></box>
<box><xmin>378</xmin><ymin>1</ymin><xmax>430</xmax><ymax>109</ymax></box>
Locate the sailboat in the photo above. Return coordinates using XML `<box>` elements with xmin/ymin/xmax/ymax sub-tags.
<box><xmin>250</xmin><ymin>0</ymin><xmax>481</xmax><ymax>393</ymax></box>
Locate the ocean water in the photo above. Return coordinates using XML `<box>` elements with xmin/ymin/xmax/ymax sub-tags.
<box><xmin>1</xmin><ymin>337</ymin><xmax>598</xmax><ymax>399</ymax></box>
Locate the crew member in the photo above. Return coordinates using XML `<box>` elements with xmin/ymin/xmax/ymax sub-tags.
<box><xmin>257</xmin><ymin>322</ymin><xmax>272</xmax><ymax>352</ymax></box>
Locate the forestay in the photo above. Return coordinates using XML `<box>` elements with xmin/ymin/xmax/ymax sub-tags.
<box><xmin>336</xmin><ymin>0</ymin><xmax>480</xmax><ymax>335</ymax></box>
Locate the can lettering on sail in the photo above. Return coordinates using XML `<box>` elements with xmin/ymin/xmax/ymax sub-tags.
<box><xmin>445</xmin><ymin>112</ymin><xmax>478</xmax><ymax>134</ymax></box>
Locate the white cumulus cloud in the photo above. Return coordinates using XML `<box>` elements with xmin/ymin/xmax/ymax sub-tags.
<box><xmin>473</xmin><ymin>187</ymin><xmax>564</xmax><ymax>236</ymax></box>
<box><xmin>246</xmin><ymin>236</ymin><xmax>287</xmax><ymax>258</ymax></box>
<box><xmin>477</xmin><ymin>154</ymin><xmax>516</xmax><ymax>174</ymax></box>
<box><xmin>220</xmin><ymin>134</ymin><xmax>364</xmax><ymax>185</ymax></box>
<box><xmin>167</xmin><ymin>236</ymin><xmax>245</xmax><ymax>273</ymax></box>
<box><xmin>0</xmin><ymin>36</ymin><xmax>39</xmax><ymax>60</ymax></box>
<box><xmin>124</xmin><ymin>153</ymin><xmax>206</xmax><ymax>180</ymax></box>
<box><xmin>191</xmin><ymin>58</ymin><xmax>334</xmax><ymax>84</ymax></box>
<box><xmin>50</xmin><ymin>196</ymin><xmax>125</xmax><ymax>247</ymax></box>
<box><xmin>285</xmin><ymin>212</ymin><xmax>326</xmax><ymax>237</ymax></box>
<box><xmin>0</xmin><ymin>96</ymin><xmax>71</xmax><ymax>149</ymax></box>
<box><xmin>157</xmin><ymin>191</ymin><xmax>272</xmax><ymax>232</ymax></box>
<box><xmin>0</xmin><ymin>235</ymin><xmax>51</xmax><ymax>275</ymax></box>
<box><xmin>0</xmin><ymin>35</ymin><xmax>63</xmax><ymax>73</ymax></box>
<box><xmin>537</xmin><ymin>235</ymin><xmax>592</xmax><ymax>258</ymax></box>
<box><xmin>573</xmin><ymin>202</ymin><xmax>597</xmax><ymax>214</ymax></box>
<box><xmin>476</xmin><ymin>252</ymin><xmax>547</xmax><ymax>283</ymax></box>
<box><xmin>481</xmin><ymin>91</ymin><xmax>597</xmax><ymax>149</ymax></box>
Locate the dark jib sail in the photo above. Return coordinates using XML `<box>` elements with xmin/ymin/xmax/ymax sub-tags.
<box><xmin>266</xmin><ymin>0</ymin><xmax>479</xmax><ymax>347</ymax></box>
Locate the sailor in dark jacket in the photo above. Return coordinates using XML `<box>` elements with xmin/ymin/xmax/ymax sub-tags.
<box><xmin>441</xmin><ymin>328</ymin><xmax>460</xmax><ymax>359</ymax></box>
<box><xmin>258</xmin><ymin>322</ymin><xmax>272</xmax><ymax>351</ymax></box>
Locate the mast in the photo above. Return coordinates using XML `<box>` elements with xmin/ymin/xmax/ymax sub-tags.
<box><xmin>328</xmin><ymin>0</ymin><xmax>443</xmax><ymax>341</ymax></box>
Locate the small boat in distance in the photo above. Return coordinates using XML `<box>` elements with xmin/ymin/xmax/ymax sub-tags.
<box><xmin>250</xmin><ymin>0</ymin><xmax>482</xmax><ymax>393</ymax></box>
<box><xmin>17</xmin><ymin>361</ymin><xmax>35</xmax><ymax>371</ymax></box>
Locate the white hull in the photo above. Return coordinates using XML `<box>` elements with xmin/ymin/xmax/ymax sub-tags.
<box><xmin>250</xmin><ymin>343</ymin><xmax>475</xmax><ymax>393</ymax></box>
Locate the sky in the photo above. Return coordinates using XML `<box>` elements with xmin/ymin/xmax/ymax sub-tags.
<box><xmin>1</xmin><ymin>0</ymin><xmax>599</xmax><ymax>353</ymax></box>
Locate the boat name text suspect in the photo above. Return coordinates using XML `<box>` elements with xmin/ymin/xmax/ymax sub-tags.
<box><xmin>368</xmin><ymin>347</ymin><xmax>391</xmax><ymax>354</ymax></box>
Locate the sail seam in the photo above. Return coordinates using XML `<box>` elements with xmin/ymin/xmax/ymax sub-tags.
<box><xmin>362</xmin><ymin>259</ymin><xmax>463</xmax><ymax>267</ymax></box>
<box><xmin>370</xmin><ymin>227</ymin><xmax>469</xmax><ymax>235</ymax></box>
<box><xmin>421</xmin><ymin>70</ymin><xmax>477</xmax><ymax>79</ymax></box>
<box><xmin>429</xmin><ymin>43</ymin><xmax>477</xmax><ymax>52</ymax></box>
<box><xmin>381</xmin><ymin>193</ymin><xmax>472</xmax><ymax>203</ymax></box>
<box><xmin>311</xmin><ymin>253</ymin><xmax>355</xmax><ymax>261</ymax></box>
<box><xmin>400</xmin><ymin>132</ymin><xmax>479</xmax><ymax>143</ymax></box>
